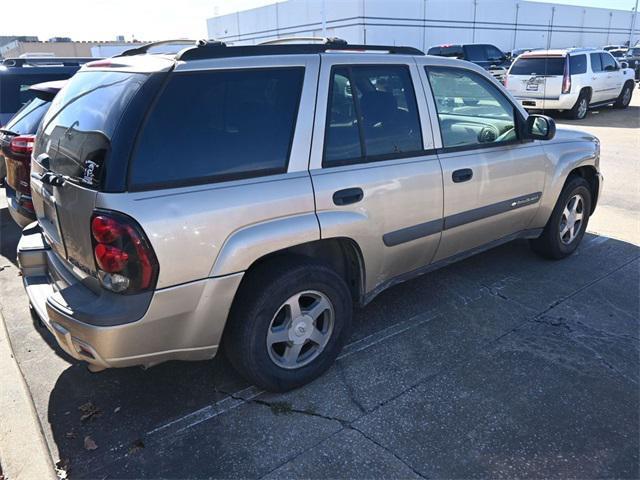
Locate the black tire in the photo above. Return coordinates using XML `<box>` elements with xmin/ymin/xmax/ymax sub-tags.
<box><xmin>614</xmin><ymin>82</ymin><xmax>633</xmax><ymax>109</ymax></box>
<box><xmin>530</xmin><ymin>176</ymin><xmax>592</xmax><ymax>260</ymax></box>
<box><xmin>223</xmin><ymin>257</ymin><xmax>352</xmax><ymax>392</ymax></box>
<box><xmin>568</xmin><ymin>90</ymin><xmax>589</xmax><ymax>120</ymax></box>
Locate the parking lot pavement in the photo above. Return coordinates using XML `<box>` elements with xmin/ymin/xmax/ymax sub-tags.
<box><xmin>0</xmin><ymin>96</ymin><xmax>638</xmax><ymax>479</ymax></box>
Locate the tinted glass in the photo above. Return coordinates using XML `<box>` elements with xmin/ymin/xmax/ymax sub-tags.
<box><xmin>510</xmin><ymin>57</ymin><xmax>564</xmax><ymax>75</ymax></box>
<box><xmin>427</xmin><ymin>66</ymin><xmax>517</xmax><ymax>148</ymax></box>
<box><xmin>131</xmin><ymin>68</ymin><xmax>304</xmax><ymax>188</ymax></box>
<box><xmin>427</xmin><ymin>47</ymin><xmax>441</xmax><ymax>55</ymax></box>
<box><xmin>324</xmin><ymin>65</ymin><xmax>422</xmax><ymax>165</ymax></box>
<box><xmin>610</xmin><ymin>50</ymin><xmax>626</xmax><ymax>58</ymax></box>
<box><xmin>486</xmin><ymin>45</ymin><xmax>505</xmax><ymax>62</ymax></box>
<box><xmin>35</xmin><ymin>71</ymin><xmax>147</xmax><ymax>187</ymax></box>
<box><xmin>569</xmin><ymin>54</ymin><xmax>587</xmax><ymax>75</ymax></box>
<box><xmin>439</xmin><ymin>46</ymin><xmax>464</xmax><ymax>58</ymax></box>
<box><xmin>601</xmin><ymin>53</ymin><xmax>618</xmax><ymax>71</ymax></box>
<box><xmin>324</xmin><ymin>68</ymin><xmax>362</xmax><ymax>163</ymax></box>
<box><xmin>5</xmin><ymin>97</ymin><xmax>49</xmax><ymax>134</ymax></box>
<box><xmin>464</xmin><ymin>45</ymin><xmax>488</xmax><ymax>62</ymax></box>
<box><xmin>629</xmin><ymin>48</ymin><xmax>640</xmax><ymax>56</ymax></box>
<box><xmin>590</xmin><ymin>53</ymin><xmax>603</xmax><ymax>72</ymax></box>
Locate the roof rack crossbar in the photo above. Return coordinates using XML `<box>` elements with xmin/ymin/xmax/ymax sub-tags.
<box><xmin>116</xmin><ymin>39</ymin><xmax>198</xmax><ymax>57</ymax></box>
<box><xmin>258</xmin><ymin>36</ymin><xmax>347</xmax><ymax>46</ymax></box>
<box><xmin>2</xmin><ymin>57</ymin><xmax>96</xmax><ymax>67</ymax></box>
<box><xmin>176</xmin><ymin>40</ymin><xmax>423</xmax><ymax>62</ymax></box>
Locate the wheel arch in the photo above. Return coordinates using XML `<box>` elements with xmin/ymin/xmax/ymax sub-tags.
<box><xmin>238</xmin><ymin>237</ymin><xmax>366</xmax><ymax>306</ymax></box>
<box><xmin>566</xmin><ymin>165</ymin><xmax>600</xmax><ymax>214</ymax></box>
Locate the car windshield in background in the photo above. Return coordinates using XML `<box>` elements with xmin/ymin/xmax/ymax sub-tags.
<box><xmin>35</xmin><ymin>71</ymin><xmax>147</xmax><ymax>187</ymax></box>
<box><xmin>3</xmin><ymin>97</ymin><xmax>50</xmax><ymax>134</ymax></box>
<box><xmin>510</xmin><ymin>57</ymin><xmax>565</xmax><ymax>76</ymax></box>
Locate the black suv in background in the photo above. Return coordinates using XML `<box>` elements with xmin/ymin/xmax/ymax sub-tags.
<box><xmin>0</xmin><ymin>57</ymin><xmax>93</xmax><ymax>127</ymax></box>
<box><xmin>427</xmin><ymin>43</ymin><xmax>510</xmax><ymax>82</ymax></box>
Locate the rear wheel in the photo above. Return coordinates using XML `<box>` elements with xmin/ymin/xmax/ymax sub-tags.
<box><xmin>530</xmin><ymin>176</ymin><xmax>592</xmax><ymax>259</ymax></box>
<box><xmin>614</xmin><ymin>83</ymin><xmax>633</xmax><ymax>109</ymax></box>
<box><xmin>223</xmin><ymin>257</ymin><xmax>352</xmax><ymax>392</ymax></box>
<box><xmin>568</xmin><ymin>91</ymin><xmax>589</xmax><ymax>120</ymax></box>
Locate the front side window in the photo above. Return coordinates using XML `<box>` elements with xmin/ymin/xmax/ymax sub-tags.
<box><xmin>569</xmin><ymin>54</ymin><xmax>587</xmax><ymax>75</ymax></box>
<box><xmin>324</xmin><ymin>65</ymin><xmax>422</xmax><ymax>166</ymax></box>
<box><xmin>601</xmin><ymin>53</ymin><xmax>618</xmax><ymax>71</ymax></box>
<box><xmin>590</xmin><ymin>53</ymin><xmax>603</xmax><ymax>73</ymax></box>
<box><xmin>427</xmin><ymin>66</ymin><xmax>518</xmax><ymax>149</ymax></box>
<box><xmin>130</xmin><ymin>67</ymin><xmax>304</xmax><ymax>189</ymax></box>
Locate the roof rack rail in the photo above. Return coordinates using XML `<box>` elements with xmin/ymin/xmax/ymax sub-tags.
<box><xmin>116</xmin><ymin>39</ymin><xmax>197</xmax><ymax>57</ymax></box>
<box><xmin>2</xmin><ymin>57</ymin><xmax>96</xmax><ymax>67</ymax></box>
<box><xmin>258</xmin><ymin>36</ymin><xmax>347</xmax><ymax>46</ymax></box>
<box><xmin>176</xmin><ymin>39</ymin><xmax>423</xmax><ymax>62</ymax></box>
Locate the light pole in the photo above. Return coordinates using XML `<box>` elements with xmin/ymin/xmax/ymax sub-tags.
<box><xmin>630</xmin><ymin>0</ymin><xmax>639</xmax><ymax>46</ymax></box>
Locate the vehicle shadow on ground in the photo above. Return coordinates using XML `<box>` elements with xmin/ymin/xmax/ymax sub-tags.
<box><xmin>555</xmin><ymin>105</ymin><xmax>640</xmax><ymax>129</ymax></box>
<box><xmin>42</xmin><ymin>232</ymin><xmax>640</xmax><ymax>479</ymax></box>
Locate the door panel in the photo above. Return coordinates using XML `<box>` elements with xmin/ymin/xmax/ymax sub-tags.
<box><xmin>309</xmin><ymin>55</ymin><xmax>443</xmax><ymax>294</ymax></box>
<box><xmin>434</xmin><ymin>144</ymin><xmax>545</xmax><ymax>261</ymax></box>
<box><xmin>417</xmin><ymin>61</ymin><xmax>546</xmax><ymax>262</ymax></box>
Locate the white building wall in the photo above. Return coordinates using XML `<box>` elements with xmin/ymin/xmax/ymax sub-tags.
<box><xmin>207</xmin><ymin>0</ymin><xmax>639</xmax><ymax>51</ymax></box>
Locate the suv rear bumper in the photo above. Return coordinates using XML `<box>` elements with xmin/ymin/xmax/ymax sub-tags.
<box><xmin>513</xmin><ymin>93</ymin><xmax>579</xmax><ymax>110</ymax></box>
<box><xmin>6</xmin><ymin>185</ymin><xmax>36</xmax><ymax>228</ymax></box>
<box><xmin>18</xmin><ymin>225</ymin><xmax>243</xmax><ymax>369</ymax></box>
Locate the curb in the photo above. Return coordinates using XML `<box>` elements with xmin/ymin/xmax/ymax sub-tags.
<box><xmin>0</xmin><ymin>309</ymin><xmax>57</xmax><ymax>480</ymax></box>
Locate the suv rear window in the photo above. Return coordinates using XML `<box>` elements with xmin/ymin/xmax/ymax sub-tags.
<box><xmin>509</xmin><ymin>57</ymin><xmax>565</xmax><ymax>76</ymax></box>
<box><xmin>4</xmin><ymin>97</ymin><xmax>49</xmax><ymax>134</ymax></box>
<box><xmin>35</xmin><ymin>71</ymin><xmax>147</xmax><ymax>187</ymax></box>
<box><xmin>130</xmin><ymin>67</ymin><xmax>304</xmax><ymax>189</ymax></box>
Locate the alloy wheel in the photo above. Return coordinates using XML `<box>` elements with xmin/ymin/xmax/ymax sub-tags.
<box><xmin>559</xmin><ymin>194</ymin><xmax>584</xmax><ymax>245</ymax></box>
<box><xmin>266</xmin><ymin>290</ymin><xmax>335</xmax><ymax>369</ymax></box>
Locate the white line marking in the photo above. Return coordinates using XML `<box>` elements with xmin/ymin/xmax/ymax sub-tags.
<box><xmin>144</xmin><ymin>309</ymin><xmax>442</xmax><ymax>440</ymax></box>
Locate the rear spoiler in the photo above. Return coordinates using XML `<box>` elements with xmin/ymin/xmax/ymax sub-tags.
<box><xmin>29</xmin><ymin>80</ymin><xmax>67</xmax><ymax>101</ymax></box>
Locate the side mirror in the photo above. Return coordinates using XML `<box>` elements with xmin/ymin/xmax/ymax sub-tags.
<box><xmin>526</xmin><ymin>114</ymin><xmax>556</xmax><ymax>141</ymax></box>
<box><xmin>620</xmin><ymin>61</ymin><xmax>629</xmax><ymax>69</ymax></box>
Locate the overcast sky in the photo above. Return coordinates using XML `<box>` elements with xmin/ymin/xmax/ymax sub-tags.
<box><xmin>6</xmin><ymin>0</ymin><xmax>639</xmax><ymax>42</ymax></box>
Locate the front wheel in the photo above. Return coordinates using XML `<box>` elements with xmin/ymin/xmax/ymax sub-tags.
<box><xmin>530</xmin><ymin>176</ymin><xmax>592</xmax><ymax>259</ymax></box>
<box><xmin>223</xmin><ymin>258</ymin><xmax>352</xmax><ymax>392</ymax></box>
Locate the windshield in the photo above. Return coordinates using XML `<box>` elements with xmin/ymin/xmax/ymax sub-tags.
<box><xmin>510</xmin><ymin>57</ymin><xmax>565</xmax><ymax>76</ymax></box>
<box><xmin>34</xmin><ymin>71</ymin><xmax>147</xmax><ymax>188</ymax></box>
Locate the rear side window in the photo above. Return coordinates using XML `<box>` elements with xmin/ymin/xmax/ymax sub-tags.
<box><xmin>569</xmin><ymin>54</ymin><xmax>587</xmax><ymax>75</ymax></box>
<box><xmin>130</xmin><ymin>68</ymin><xmax>304</xmax><ymax>189</ymax></box>
<box><xmin>590</xmin><ymin>53</ymin><xmax>603</xmax><ymax>72</ymax></box>
<box><xmin>4</xmin><ymin>97</ymin><xmax>49</xmax><ymax>134</ymax></box>
<box><xmin>35</xmin><ymin>71</ymin><xmax>147</xmax><ymax>188</ymax></box>
<box><xmin>464</xmin><ymin>45</ymin><xmax>488</xmax><ymax>62</ymax></box>
<box><xmin>324</xmin><ymin>65</ymin><xmax>423</xmax><ymax>166</ymax></box>
<box><xmin>510</xmin><ymin>57</ymin><xmax>565</xmax><ymax>76</ymax></box>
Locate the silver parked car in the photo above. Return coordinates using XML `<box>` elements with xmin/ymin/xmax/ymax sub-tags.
<box><xmin>18</xmin><ymin>39</ymin><xmax>602</xmax><ymax>392</ymax></box>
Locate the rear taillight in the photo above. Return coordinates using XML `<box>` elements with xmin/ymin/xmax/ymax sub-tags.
<box><xmin>90</xmin><ymin>211</ymin><xmax>159</xmax><ymax>294</ymax></box>
<box><xmin>9</xmin><ymin>135</ymin><xmax>35</xmax><ymax>155</ymax></box>
<box><xmin>562</xmin><ymin>57</ymin><xmax>571</xmax><ymax>94</ymax></box>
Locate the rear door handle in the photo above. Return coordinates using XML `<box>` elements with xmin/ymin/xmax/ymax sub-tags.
<box><xmin>333</xmin><ymin>187</ymin><xmax>363</xmax><ymax>206</ymax></box>
<box><xmin>452</xmin><ymin>168</ymin><xmax>473</xmax><ymax>183</ymax></box>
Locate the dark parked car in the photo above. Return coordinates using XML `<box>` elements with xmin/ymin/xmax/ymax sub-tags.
<box><xmin>0</xmin><ymin>80</ymin><xmax>65</xmax><ymax>226</ymax></box>
<box><xmin>618</xmin><ymin>47</ymin><xmax>640</xmax><ymax>80</ymax></box>
<box><xmin>427</xmin><ymin>43</ymin><xmax>511</xmax><ymax>82</ymax></box>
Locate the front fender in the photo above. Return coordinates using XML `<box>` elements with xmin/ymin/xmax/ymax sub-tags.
<box><xmin>531</xmin><ymin>132</ymin><xmax>600</xmax><ymax>228</ymax></box>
